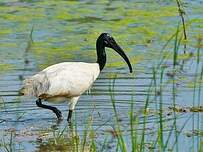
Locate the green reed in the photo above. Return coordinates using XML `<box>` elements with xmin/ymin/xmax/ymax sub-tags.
<box><xmin>109</xmin><ymin>76</ymin><xmax>127</xmax><ymax>152</ymax></box>
<box><xmin>175</xmin><ymin>0</ymin><xmax>187</xmax><ymax>53</ymax></box>
<box><xmin>0</xmin><ymin>131</ymin><xmax>14</xmax><ymax>152</ymax></box>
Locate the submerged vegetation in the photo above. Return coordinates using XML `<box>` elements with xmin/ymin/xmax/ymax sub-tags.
<box><xmin>0</xmin><ymin>0</ymin><xmax>202</xmax><ymax>152</ymax></box>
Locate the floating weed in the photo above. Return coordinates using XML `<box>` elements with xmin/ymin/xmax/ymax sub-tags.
<box><xmin>106</xmin><ymin>55</ymin><xmax>143</xmax><ymax>69</ymax></box>
<box><xmin>56</xmin><ymin>10</ymin><xmax>73</xmax><ymax>21</ymax></box>
<box><xmin>0</xmin><ymin>42</ymin><xmax>18</xmax><ymax>48</ymax></box>
<box><xmin>2</xmin><ymin>13</ymin><xmax>31</xmax><ymax>23</ymax></box>
<box><xmin>185</xmin><ymin>130</ymin><xmax>203</xmax><ymax>138</ymax></box>
<box><xmin>0</xmin><ymin>64</ymin><xmax>14</xmax><ymax>74</ymax></box>
<box><xmin>186</xmin><ymin>80</ymin><xmax>203</xmax><ymax>89</ymax></box>
<box><xmin>0</xmin><ymin>96</ymin><xmax>6</xmax><ymax>110</ymax></box>
<box><xmin>126</xmin><ymin>6</ymin><xmax>177</xmax><ymax>18</ymax></box>
<box><xmin>0</xmin><ymin>29</ymin><xmax>12</xmax><ymax>35</ymax></box>
<box><xmin>190</xmin><ymin>106</ymin><xmax>203</xmax><ymax>112</ymax></box>
<box><xmin>36</xmin><ymin>125</ymin><xmax>92</xmax><ymax>152</ymax></box>
<box><xmin>177</xmin><ymin>52</ymin><xmax>193</xmax><ymax>60</ymax></box>
<box><xmin>168</xmin><ymin>106</ymin><xmax>203</xmax><ymax>113</ymax></box>
<box><xmin>168</xmin><ymin>106</ymin><xmax>187</xmax><ymax>113</ymax></box>
<box><xmin>37</xmin><ymin>134</ymin><xmax>79</xmax><ymax>152</ymax></box>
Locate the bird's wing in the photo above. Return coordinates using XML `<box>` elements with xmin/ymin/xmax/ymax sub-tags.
<box><xmin>20</xmin><ymin>62</ymin><xmax>100</xmax><ymax>98</ymax></box>
<box><xmin>45</xmin><ymin>62</ymin><xmax>100</xmax><ymax>97</ymax></box>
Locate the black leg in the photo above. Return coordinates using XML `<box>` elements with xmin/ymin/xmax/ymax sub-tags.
<box><xmin>36</xmin><ymin>99</ymin><xmax>62</xmax><ymax>120</ymax></box>
<box><xmin>67</xmin><ymin>110</ymin><xmax>73</xmax><ymax>123</ymax></box>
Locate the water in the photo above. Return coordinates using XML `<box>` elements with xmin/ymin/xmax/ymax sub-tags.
<box><xmin>0</xmin><ymin>0</ymin><xmax>203</xmax><ymax>151</ymax></box>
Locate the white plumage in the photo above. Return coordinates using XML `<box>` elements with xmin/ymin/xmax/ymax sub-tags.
<box><xmin>21</xmin><ymin>62</ymin><xmax>100</xmax><ymax>108</ymax></box>
<box><xmin>20</xmin><ymin>33</ymin><xmax>132</xmax><ymax>122</ymax></box>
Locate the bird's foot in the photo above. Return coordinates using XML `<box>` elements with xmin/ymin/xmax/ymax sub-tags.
<box><xmin>67</xmin><ymin>118</ymin><xmax>71</xmax><ymax>124</ymax></box>
<box><xmin>36</xmin><ymin>99</ymin><xmax>63</xmax><ymax>120</ymax></box>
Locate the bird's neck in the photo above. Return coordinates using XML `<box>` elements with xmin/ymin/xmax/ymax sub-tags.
<box><xmin>96</xmin><ymin>38</ymin><xmax>106</xmax><ymax>71</ymax></box>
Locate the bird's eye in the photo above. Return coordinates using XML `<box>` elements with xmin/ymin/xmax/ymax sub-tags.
<box><xmin>104</xmin><ymin>40</ymin><xmax>108</xmax><ymax>45</ymax></box>
<box><xmin>106</xmin><ymin>34</ymin><xmax>111</xmax><ymax>38</ymax></box>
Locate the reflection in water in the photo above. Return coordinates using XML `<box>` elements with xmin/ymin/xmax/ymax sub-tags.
<box><xmin>37</xmin><ymin>123</ymin><xmax>91</xmax><ymax>152</ymax></box>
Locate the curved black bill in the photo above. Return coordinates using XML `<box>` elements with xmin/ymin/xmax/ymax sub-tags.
<box><xmin>108</xmin><ymin>39</ymin><xmax>132</xmax><ymax>73</ymax></box>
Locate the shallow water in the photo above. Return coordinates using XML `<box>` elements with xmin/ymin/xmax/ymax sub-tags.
<box><xmin>0</xmin><ymin>0</ymin><xmax>203</xmax><ymax>151</ymax></box>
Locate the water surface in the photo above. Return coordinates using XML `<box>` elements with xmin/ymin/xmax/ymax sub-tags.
<box><xmin>0</xmin><ymin>0</ymin><xmax>203</xmax><ymax>151</ymax></box>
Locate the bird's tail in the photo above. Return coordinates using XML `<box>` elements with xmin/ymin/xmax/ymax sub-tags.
<box><xmin>19</xmin><ymin>74</ymin><xmax>50</xmax><ymax>97</ymax></box>
<box><xmin>19</xmin><ymin>87</ymin><xmax>26</xmax><ymax>96</ymax></box>
<box><xmin>19</xmin><ymin>79</ymin><xmax>38</xmax><ymax>97</ymax></box>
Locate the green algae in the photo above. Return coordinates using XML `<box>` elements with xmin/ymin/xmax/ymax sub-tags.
<box><xmin>1</xmin><ymin>0</ymin><xmax>202</xmax><ymax>78</ymax></box>
<box><xmin>0</xmin><ymin>64</ymin><xmax>14</xmax><ymax>74</ymax></box>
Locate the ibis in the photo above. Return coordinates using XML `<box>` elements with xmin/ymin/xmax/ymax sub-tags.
<box><xmin>20</xmin><ymin>33</ymin><xmax>132</xmax><ymax>123</ymax></box>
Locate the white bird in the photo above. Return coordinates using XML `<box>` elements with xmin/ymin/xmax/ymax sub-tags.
<box><xmin>20</xmin><ymin>33</ymin><xmax>132</xmax><ymax>123</ymax></box>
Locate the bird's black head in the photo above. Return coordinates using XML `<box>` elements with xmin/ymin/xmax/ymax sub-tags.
<box><xmin>96</xmin><ymin>33</ymin><xmax>133</xmax><ymax>73</ymax></box>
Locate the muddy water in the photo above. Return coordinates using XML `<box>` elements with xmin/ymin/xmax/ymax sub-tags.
<box><xmin>0</xmin><ymin>0</ymin><xmax>203</xmax><ymax>151</ymax></box>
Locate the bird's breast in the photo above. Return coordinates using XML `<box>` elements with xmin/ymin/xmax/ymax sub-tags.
<box><xmin>46</xmin><ymin>96</ymin><xmax>69</xmax><ymax>103</ymax></box>
<box><xmin>39</xmin><ymin>93</ymin><xmax>71</xmax><ymax>103</ymax></box>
